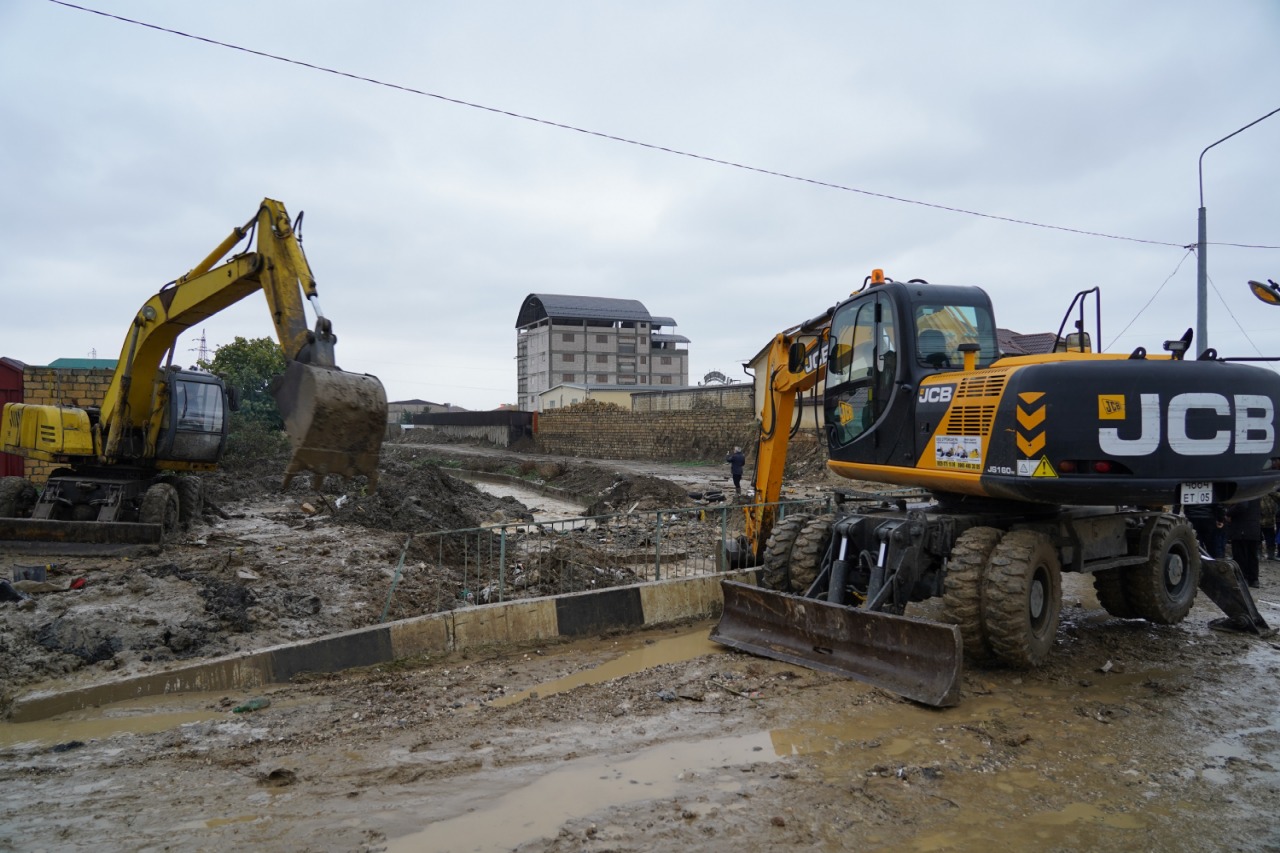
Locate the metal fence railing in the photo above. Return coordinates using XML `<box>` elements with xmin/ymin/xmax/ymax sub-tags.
<box><xmin>378</xmin><ymin>496</ymin><xmax>834</xmax><ymax>621</ymax></box>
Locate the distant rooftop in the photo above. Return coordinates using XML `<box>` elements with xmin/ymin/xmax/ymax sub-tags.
<box><xmin>45</xmin><ymin>358</ymin><xmax>120</xmax><ymax>370</ymax></box>
<box><xmin>516</xmin><ymin>294</ymin><xmax>654</xmax><ymax>328</ymax></box>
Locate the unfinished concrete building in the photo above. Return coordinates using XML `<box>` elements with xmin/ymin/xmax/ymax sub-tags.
<box><xmin>515</xmin><ymin>294</ymin><xmax>689</xmax><ymax>411</ymax></box>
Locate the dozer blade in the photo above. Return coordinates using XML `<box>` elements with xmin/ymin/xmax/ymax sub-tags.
<box><xmin>1199</xmin><ymin>557</ymin><xmax>1275</xmax><ymax>637</ymax></box>
<box><xmin>711</xmin><ymin>580</ymin><xmax>963</xmax><ymax>707</ymax></box>
<box><xmin>0</xmin><ymin>518</ymin><xmax>162</xmax><ymax>556</ymax></box>
<box><xmin>272</xmin><ymin>362</ymin><xmax>388</xmax><ymax>490</ymax></box>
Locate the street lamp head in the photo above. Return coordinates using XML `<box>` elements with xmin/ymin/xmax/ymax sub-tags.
<box><xmin>1248</xmin><ymin>279</ymin><xmax>1280</xmax><ymax>307</ymax></box>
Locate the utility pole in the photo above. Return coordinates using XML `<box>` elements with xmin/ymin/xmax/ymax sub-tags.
<box><xmin>1196</xmin><ymin>107</ymin><xmax>1280</xmax><ymax>356</ymax></box>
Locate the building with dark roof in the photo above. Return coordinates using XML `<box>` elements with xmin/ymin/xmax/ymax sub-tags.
<box><xmin>515</xmin><ymin>294</ymin><xmax>689</xmax><ymax>411</ymax></box>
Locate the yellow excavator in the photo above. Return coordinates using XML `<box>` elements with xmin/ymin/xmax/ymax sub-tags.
<box><xmin>0</xmin><ymin>198</ymin><xmax>387</xmax><ymax>550</ymax></box>
<box><xmin>713</xmin><ymin>270</ymin><xmax>1278</xmax><ymax>706</ymax></box>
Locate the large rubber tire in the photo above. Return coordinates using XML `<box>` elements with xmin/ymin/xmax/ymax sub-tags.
<box><xmin>983</xmin><ymin>529</ymin><xmax>1062</xmax><ymax>669</ymax></box>
<box><xmin>1092</xmin><ymin>569</ymin><xmax>1137</xmax><ymax>619</ymax></box>
<box><xmin>788</xmin><ymin>514</ymin><xmax>836</xmax><ymax>594</ymax></box>
<box><xmin>0</xmin><ymin>477</ymin><xmax>37</xmax><ymax>518</ymax></box>
<box><xmin>139</xmin><ymin>482</ymin><xmax>181</xmax><ymax>542</ymax></box>
<box><xmin>941</xmin><ymin>526</ymin><xmax>1004</xmax><ymax>664</ymax></box>
<box><xmin>760</xmin><ymin>513</ymin><xmax>812</xmax><ymax>591</ymax></box>
<box><xmin>1124</xmin><ymin>516</ymin><xmax>1200</xmax><ymax>625</ymax></box>
<box><xmin>174</xmin><ymin>476</ymin><xmax>204</xmax><ymax>527</ymax></box>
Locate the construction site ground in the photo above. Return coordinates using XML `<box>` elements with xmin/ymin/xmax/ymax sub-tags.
<box><xmin>2</xmin><ymin>436</ymin><xmax>1279</xmax><ymax>852</ymax></box>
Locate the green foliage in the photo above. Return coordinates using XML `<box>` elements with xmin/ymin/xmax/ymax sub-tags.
<box><xmin>221</xmin><ymin>413</ymin><xmax>291</xmax><ymax>471</ymax></box>
<box><xmin>202</xmin><ymin>336</ymin><xmax>286</xmax><ymax>431</ymax></box>
<box><xmin>201</xmin><ymin>336</ymin><xmax>289</xmax><ymax>470</ymax></box>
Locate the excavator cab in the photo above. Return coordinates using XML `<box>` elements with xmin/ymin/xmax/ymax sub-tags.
<box><xmin>156</xmin><ymin>369</ymin><xmax>229</xmax><ymax>466</ymax></box>
<box><xmin>823</xmin><ymin>280</ymin><xmax>998</xmax><ymax>472</ymax></box>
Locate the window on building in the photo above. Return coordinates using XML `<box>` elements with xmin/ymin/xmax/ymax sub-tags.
<box><xmin>661</xmin><ymin>356</ymin><xmax>672</xmax><ymax>365</ymax></box>
<box><xmin>640</xmin><ymin>356</ymin><xmax>647</xmax><ymax>364</ymax></box>
<box><xmin>595</xmin><ymin>354</ymin><xmax>607</xmax><ymax>363</ymax></box>
<box><xmin>562</xmin><ymin>373</ymin><xmax>575</xmax><ymax>382</ymax></box>
<box><xmin>595</xmin><ymin>334</ymin><xmax>608</xmax><ymax>344</ymax></box>
<box><xmin>562</xmin><ymin>333</ymin><xmax>575</xmax><ymax>343</ymax></box>
<box><xmin>562</xmin><ymin>353</ymin><xmax>574</xmax><ymax>362</ymax></box>
<box><xmin>660</xmin><ymin>376</ymin><xmax>673</xmax><ymax>385</ymax></box>
<box><xmin>545</xmin><ymin>400</ymin><xmax>555</xmax><ymax>409</ymax></box>
<box><xmin>596</xmin><ymin>374</ymin><xmax>608</xmax><ymax>383</ymax></box>
<box><xmin>618</xmin><ymin>375</ymin><xmax>636</xmax><ymax>384</ymax></box>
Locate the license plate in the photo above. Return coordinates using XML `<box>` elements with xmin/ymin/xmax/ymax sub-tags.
<box><xmin>1180</xmin><ymin>482</ymin><xmax>1214</xmax><ymax>504</ymax></box>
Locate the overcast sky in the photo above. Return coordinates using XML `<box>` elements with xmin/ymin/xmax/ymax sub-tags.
<box><xmin>2</xmin><ymin>1</ymin><xmax>1277</xmax><ymax>409</ymax></box>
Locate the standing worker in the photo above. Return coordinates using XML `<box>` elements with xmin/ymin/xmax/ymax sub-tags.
<box><xmin>1262</xmin><ymin>490</ymin><xmax>1279</xmax><ymax>562</ymax></box>
<box><xmin>726</xmin><ymin>446</ymin><xmax>746</xmax><ymax>495</ymax></box>
<box><xmin>1226</xmin><ymin>498</ymin><xmax>1263</xmax><ymax>589</ymax></box>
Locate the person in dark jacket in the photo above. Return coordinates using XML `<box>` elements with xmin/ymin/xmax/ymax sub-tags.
<box><xmin>1226</xmin><ymin>498</ymin><xmax>1263</xmax><ymax>588</ymax></box>
<box><xmin>1184</xmin><ymin>502</ymin><xmax>1227</xmax><ymax>558</ymax></box>
<box><xmin>725</xmin><ymin>446</ymin><xmax>746</xmax><ymax>494</ymax></box>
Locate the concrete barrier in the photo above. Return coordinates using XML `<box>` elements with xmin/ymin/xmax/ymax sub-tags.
<box><xmin>6</xmin><ymin>570</ymin><xmax>754</xmax><ymax>723</ymax></box>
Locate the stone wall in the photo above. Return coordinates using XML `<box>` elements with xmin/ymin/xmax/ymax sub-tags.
<box><xmin>630</xmin><ymin>383</ymin><xmax>753</xmax><ymax>413</ymax></box>
<box><xmin>19</xmin><ymin>366</ymin><xmax>115</xmax><ymax>483</ymax></box>
<box><xmin>534</xmin><ymin>400</ymin><xmax>758</xmax><ymax>462</ymax></box>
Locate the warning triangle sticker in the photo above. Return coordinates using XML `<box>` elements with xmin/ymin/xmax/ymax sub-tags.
<box><xmin>1031</xmin><ymin>456</ymin><xmax>1057</xmax><ymax>478</ymax></box>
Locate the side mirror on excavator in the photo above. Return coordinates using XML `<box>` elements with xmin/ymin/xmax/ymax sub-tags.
<box><xmin>788</xmin><ymin>341</ymin><xmax>809</xmax><ymax>373</ymax></box>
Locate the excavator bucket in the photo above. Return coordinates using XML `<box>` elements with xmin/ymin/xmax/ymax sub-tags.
<box><xmin>271</xmin><ymin>362</ymin><xmax>388</xmax><ymax>490</ymax></box>
<box><xmin>711</xmin><ymin>580</ymin><xmax>963</xmax><ymax>707</ymax></box>
<box><xmin>1199</xmin><ymin>557</ymin><xmax>1275</xmax><ymax>637</ymax></box>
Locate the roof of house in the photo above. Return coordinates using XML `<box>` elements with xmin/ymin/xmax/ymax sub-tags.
<box><xmin>45</xmin><ymin>358</ymin><xmax>120</xmax><ymax>369</ymax></box>
<box><xmin>1005</xmin><ymin>332</ymin><xmax>1060</xmax><ymax>355</ymax></box>
<box><xmin>651</xmin><ymin>332</ymin><xmax>691</xmax><ymax>344</ymax></box>
<box><xmin>516</xmin><ymin>294</ymin><xmax>653</xmax><ymax>328</ymax></box>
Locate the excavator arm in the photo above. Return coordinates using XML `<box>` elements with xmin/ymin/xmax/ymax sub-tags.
<box><xmin>741</xmin><ymin>310</ymin><xmax>832</xmax><ymax>561</ymax></box>
<box><xmin>70</xmin><ymin>199</ymin><xmax>384</xmax><ymax>487</ymax></box>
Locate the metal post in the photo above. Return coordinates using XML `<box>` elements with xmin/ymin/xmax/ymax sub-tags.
<box><xmin>719</xmin><ymin>506</ymin><xmax>728</xmax><ymax>572</ymax></box>
<box><xmin>654</xmin><ymin>511</ymin><xmax>663</xmax><ymax>581</ymax></box>
<box><xmin>1196</xmin><ymin>205</ymin><xmax>1208</xmax><ymax>355</ymax></box>
<box><xmin>1196</xmin><ymin>107</ymin><xmax>1280</xmax><ymax>357</ymax></box>
<box><xmin>498</xmin><ymin>527</ymin><xmax>507</xmax><ymax>603</ymax></box>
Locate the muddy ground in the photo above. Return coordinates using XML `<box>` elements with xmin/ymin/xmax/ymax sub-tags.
<box><xmin>1</xmin><ymin>437</ymin><xmax>1279</xmax><ymax>852</ymax></box>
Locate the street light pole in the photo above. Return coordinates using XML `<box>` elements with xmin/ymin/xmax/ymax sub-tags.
<box><xmin>1196</xmin><ymin>106</ymin><xmax>1280</xmax><ymax>356</ymax></box>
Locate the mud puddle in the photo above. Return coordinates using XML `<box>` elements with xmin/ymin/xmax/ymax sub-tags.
<box><xmin>0</xmin><ymin>689</ymin><xmax>299</xmax><ymax>750</ymax></box>
<box><xmin>491</xmin><ymin>622</ymin><xmax>723</xmax><ymax>707</ymax></box>
<box><xmin>387</xmin><ymin>728</ymin><xmax>780</xmax><ymax>853</ymax></box>
<box><xmin>458</xmin><ymin>474</ymin><xmax>591</xmax><ymax>526</ymax></box>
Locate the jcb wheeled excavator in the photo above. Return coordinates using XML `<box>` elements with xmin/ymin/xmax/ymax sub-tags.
<box><xmin>0</xmin><ymin>198</ymin><xmax>387</xmax><ymax>550</ymax></box>
<box><xmin>712</xmin><ymin>270</ymin><xmax>1279</xmax><ymax>706</ymax></box>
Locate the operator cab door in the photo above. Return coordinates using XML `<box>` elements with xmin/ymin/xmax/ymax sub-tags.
<box><xmin>824</xmin><ymin>287</ymin><xmax>913</xmax><ymax>465</ymax></box>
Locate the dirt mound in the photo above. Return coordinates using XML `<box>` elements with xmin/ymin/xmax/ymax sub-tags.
<box><xmin>329</xmin><ymin>457</ymin><xmax>533</xmax><ymax>534</ymax></box>
<box><xmin>585</xmin><ymin>474</ymin><xmax>691</xmax><ymax>516</ymax></box>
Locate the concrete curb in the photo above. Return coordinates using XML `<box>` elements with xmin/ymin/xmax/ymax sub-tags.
<box><xmin>6</xmin><ymin>570</ymin><xmax>755</xmax><ymax>723</ymax></box>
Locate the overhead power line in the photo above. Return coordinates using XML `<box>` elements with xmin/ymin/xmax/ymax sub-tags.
<box><xmin>46</xmin><ymin>0</ymin><xmax>1280</xmax><ymax>251</ymax></box>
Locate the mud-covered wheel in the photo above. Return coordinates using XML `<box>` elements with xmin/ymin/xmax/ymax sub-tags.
<box><xmin>941</xmin><ymin>526</ymin><xmax>1004</xmax><ymax>664</ymax></box>
<box><xmin>788</xmin><ymin>514</ymin><xmax>835</xmax><ymax>594</ymax></box>
<box><xmin>1092</xmin><ymin>569</ymin><xmax>1137</xmax><ymax>619</ymax></box>
<box><xmin>761</xmin><ymin>513</ymin><xmax>811</xmax><ymax>591</ymax></box>
<box><xmin>983</xmin><ymin>529</ymin><xmax>1062</xmax><ymax>669</ymax></box>
<box><xmin>0</xmin><ymin>477</ymin><xmax>37</xmax><ymax>518</ymax></box>
<box><xmin>1124</xmin><ymin>516</ymin><xmax>1200</xmax><ymax>624</ymax></box>
<box><xmin>174</xmin><ymin>476</ymin><xmax>204</xmax><ymax>527</ymax></box>
<box><xmin>139</xmin><ymin>482</ymin><xmax>181</xmax><ymax>541</ymax></box>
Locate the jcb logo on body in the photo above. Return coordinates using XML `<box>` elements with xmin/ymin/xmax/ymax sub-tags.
<box><xmin>918</xmin><ymin>385</ymin><xmax>953</xmax><ymax>405</ymax></box>
<box><xmin>1099</xmin><ymin>393</ymin><xmax>1275</xmax><ymax>456</ymax></box>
